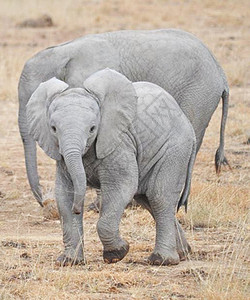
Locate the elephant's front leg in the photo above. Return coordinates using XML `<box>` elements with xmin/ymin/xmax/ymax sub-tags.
<box><xmin>55</xmin><ymin>161</ymin><xmax>84</xmax><ymax>266</ymax></box>
<box><xmin>97</xmin><ymin>187</ymin><xmax>133</xmax><ymax>264</ymax></box>
<box><xmin>97</xmin><ymin>159</ymin><xmax>138</xmax><ymax>264</ymax></box>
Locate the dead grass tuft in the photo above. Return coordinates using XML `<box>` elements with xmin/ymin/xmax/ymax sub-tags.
<box><xmin>178</xmin><ymin>182</ymin><xmax>249</xmax><ymax>229</ymax></box>
<box><xmin>197</xmin><ymin>217</ymin><xmax>249</xmax><ymax>300</ymax></box>
<box><xmin>43</xmin><ymin>199</ymin><xmax>59</xmax><ymax>220</ymax></box>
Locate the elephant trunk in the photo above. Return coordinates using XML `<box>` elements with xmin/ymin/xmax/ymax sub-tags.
<box><xmin>63</xmin><ymin>146</ymin><xmax>86</xmax><ymax>215</ymax></box>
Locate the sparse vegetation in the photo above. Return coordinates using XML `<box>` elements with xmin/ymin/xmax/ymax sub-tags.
<box><xmin>0</xmin><ymin>0</ymin><xmax>249</xmax><ymax>299</ymax></box>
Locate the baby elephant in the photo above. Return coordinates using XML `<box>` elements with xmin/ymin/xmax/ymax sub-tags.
<box><xmin>26</xmin><ymin>69</ymin><xmax>196</xmax><ymax>266</ymax></box>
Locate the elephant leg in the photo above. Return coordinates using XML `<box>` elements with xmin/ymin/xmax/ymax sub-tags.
<box><xmin>134</xmin><ymin>195</ymin><xmax>191</xmax><ymax>261</ymax></box>
<box><xmin>175</xmin><ymin>219</ymin><xmax>191</xmax><ymax>260</ymax></box>
<box><xmin>97</xmin><ymin>160</ymin><xmax>138</xmax><ymax>263</ymax></box>
<box><xmin>147</xmin><ymin>151</ymin><xmax>191</xmax><ymax>266</ymax></box>
<box><xmin>97</xmin><ymin>185</ymin><xmax>136</xmax><ymax>264</ymax></box>
<box><xmin>87</xmin><ymin>189</ymin><xmax>101</xmax><ymax>212</ymax></box>
<box><xmin>147</xmin><ymin>194</ymin><xmax>180</xmax><ymax>266</ymax></box>
<box><xmin>55</xmin><ymin>161</ymin><xmax>84</xmax><ymax>266</ymax></box>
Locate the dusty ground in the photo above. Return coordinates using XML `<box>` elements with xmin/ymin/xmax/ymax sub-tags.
<box><xmin>0</xmin><ymin>0</ymin><xmax>249</xmax><ymax>299</ymax></box>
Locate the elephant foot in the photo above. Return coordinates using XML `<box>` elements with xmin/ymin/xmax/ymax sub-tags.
<box><xmin>148</xmin><ymin>251</ymin><xmax>180</xmax><ymax>266</ymax></box>
<box><xmin>87</xmin><ymin>201</ymin><xmax>100</xmax><ymax>213</ymax></box>
<box><xmin>87</xmin><ymin>197</ymin><xmax>100</xmax><ymax>213</ymax></box>
<box><xmin>55</xmin><ymin>253</ymin><xmax>85</xmax><ymax>267</ymax></box>
<box><xmin>177</xmin><ymin>243</ymin><xmax>191</xmax><ymax>261</ymax></box>
<box><xmin>103</xmin><ymin>240</ymin><xmax>129</xmax><ymax>264</ymax></box>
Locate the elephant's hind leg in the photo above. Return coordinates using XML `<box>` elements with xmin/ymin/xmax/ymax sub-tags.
<box><xmin>135</xmin><ymin>196</ymin><xmax>191</xmax><ymax>262</ymax></box>
<box><xmin>146</xmin><ymin>193</ymin><xmax>180</xmax><ymax>266</ymax></box>
<box><xmin>146</xmin><ymin>150</ymin><xmax>191</xmax><ymax>266</ymax></box>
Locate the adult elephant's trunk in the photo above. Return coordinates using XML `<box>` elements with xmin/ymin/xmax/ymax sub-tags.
<box><xmin>63</xmin><ymin>147</ymin><xmax>86</xmax><ymax>215</ymax></box>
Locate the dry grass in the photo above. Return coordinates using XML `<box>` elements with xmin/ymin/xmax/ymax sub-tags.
<box><xmin>0</xmin><ymin>0</ymin><xmax>249</xmax><ymax>299</ymax></box>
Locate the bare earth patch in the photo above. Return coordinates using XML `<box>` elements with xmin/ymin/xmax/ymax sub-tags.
<box><xmin>0</xmin><ymin>1</ymin><xmax>249</xmax><ymax>299</ymax></box>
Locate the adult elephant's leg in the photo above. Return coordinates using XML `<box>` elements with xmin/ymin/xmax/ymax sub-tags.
<box><xmin>55</xmin><ymin>161</ymin><xmax>84</xmax><ymax>266</ymax></box>
<box><xmin>88</xmin><ymin>189</ymin><xmax>101</xmax><ymax>212</ymax></box>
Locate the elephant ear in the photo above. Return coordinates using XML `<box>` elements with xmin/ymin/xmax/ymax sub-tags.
<box><xmin>83</xmin><ymin>68</ymin><xmax>137</xmax><ymax>159</ymax></box>
<box><xmin>26</xmin><ymin>77</ymin><xmax>69</xmax><ymax>160</ymax></box>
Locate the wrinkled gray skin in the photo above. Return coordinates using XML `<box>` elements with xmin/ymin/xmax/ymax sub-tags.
<box><xmin>26</xmin><ymin>69</ymin><xmax>196</xmax><ymax>265</ymax></box>
<box><xmin>18</xmin><ymin>29</ymin><xmax>229</xmax><ymax>207</ymax></box>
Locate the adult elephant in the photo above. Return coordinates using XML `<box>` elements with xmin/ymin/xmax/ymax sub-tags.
<box><xmin>18</xmin><ymin>29</ymin><xmax>229</xmax><ymax>206</ymax></box>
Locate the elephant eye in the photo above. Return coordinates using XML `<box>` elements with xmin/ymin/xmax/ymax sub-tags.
<box><xmin>51</xmin><ymin>126</ymin><xmax>57</xmax><ymax>133</ymax></box>
<box><xmin>90</xmin><ymin>126</ymin><xmax>95</xmax><ymax>133</ymax></box>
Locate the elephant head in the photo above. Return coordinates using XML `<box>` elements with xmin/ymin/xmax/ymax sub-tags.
<box><xmin>26</xmin><ymin>69</ymin><xmax>137</xmax><ymax>214</ymax></box>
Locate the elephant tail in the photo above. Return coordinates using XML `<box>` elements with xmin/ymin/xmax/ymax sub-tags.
<box><xmin>215</xmin><ymin>89</ymin><xmax>231</xmax><ymax>173</ymax></box>
<box><xmin>177</xmin><ymin>134</ymin><xmax>196</xmax><ymax>212</ymax></box>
